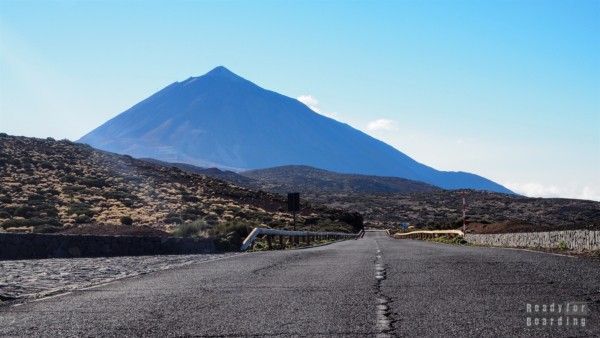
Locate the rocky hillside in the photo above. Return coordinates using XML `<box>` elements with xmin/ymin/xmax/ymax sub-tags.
<box><xmin>311</xmin><ymin>190</ymin><xmax>600</xmax><ymax>232</ymax></box>
<box><xmin>167</xmin><ymin>162</ymin><xmax>599</xmax><ymax>233</ymax></box>
<box><xmin>0</xmin><ymin>134</ymin><xmax>362</xmax><ymax>235</ymax></box>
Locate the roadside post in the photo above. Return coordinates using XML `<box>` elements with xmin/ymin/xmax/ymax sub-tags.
<box><xmin>461</xmin><ymin>191</ymin><xmax>467</xmax><ymax>232</ymax></box>
<box><xmin>287</xmin><ymin>192</ymin><xmax>300</xmax><ymax>230</ymax></box>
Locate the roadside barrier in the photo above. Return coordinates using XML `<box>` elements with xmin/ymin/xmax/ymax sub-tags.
<box><xmin>392</xmin><ymin>229</ymin><xmax>464</xmax><ymax>240</ymax></box>
<box><xmin>240</xmin><ymin>227</ymin><xmax>361</xmax><ymax>251</ymax></box>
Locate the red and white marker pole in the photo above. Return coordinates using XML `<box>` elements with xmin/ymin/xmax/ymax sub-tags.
<box><xmin>461</xmin><ymin>192</ymin><xmax>466</xmax><ymax>232</ymax></box>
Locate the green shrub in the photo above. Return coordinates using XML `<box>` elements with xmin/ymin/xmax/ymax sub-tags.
<box><xmin>68</xmin><ymin>202</ymin><xmax>94</xmax><ymax>217</ymax></box>
<box><xmin>121</xmin><ymin>199</ymin><xmax>135</xmax><ymax>207</ymax></box>
<box><xmin>211</xmin><ymin>220</ymin><xmax>254</xmax><ymax>251</ymax></box>
<box><xmin>557</xmin><ymin>241</ymin><xmax>568</xmax><ymax>251</ymax></box>
<box><xmin>32</xmin><ymin>224</ymin><xmax>62</xmax><ymax>233</ymax></box>
<box><xmin>14</xmin><ymin>205</ymin><xmax>35</xmax><ymax>217</ymax></box>
<box><xmin>430</xmin><ymin>236</ymin><xmax>468</xmax><ymax>245</ymax></box>
<box><xmin>172</xmin><ymin>220</ymin><xmax>210</xmax><ymax>238</ymax></box>
<box><xmin>103</xmin><ymin>189</ymin><xmax>134</xmax><ymax>200</ymax></box>
<box><xmin>1</xmin><ymin>217</ymin><xmax>61</xmax><ymax>229</ymax></box>
<box><xmin>203</xmin><ymin>213</ymin><xmax>219</xmax><ymax>225</ymax></box>
<box><xmin>63</xmin><ymin>185</ymin><xmax>86</xmax><ymax>195</ymax></box>
<box><xmin>1</xmin><ymin>219</ymin><xmax>33</xmax><ymax>228</ymax></box>
<box><xmin>45</xmin><ymin>188</ymin><xmax>60</xmax><ymax>196</ymax></box>
<box><xmin>38</xmin><ymin>161</ymin><xmax>55</xmax><ymax>170</ymax></box>
<box><xmin>164</xmin><ymin>213</ymin><xmax>184</xmax><ymax>224</ymax></box>
<box><xmin>212</xmin><ymin>206</ymin><xmax>225</xmax><ymax>216</ymax></box>
<box><xmin>62</xmin><ymin>174</ymin><xmax>78</xmax><ymax>183</ymax></box>
<box><xmin>75</xmin><ymin>214</ymin><xmax>91</xmax><ymax>224</ymax></box>
<box><xmin>181</xmin><ymin>194</ymin><xmax>200</xmax><ymax>203</ymax></box>
<box><xmin>120</xmin><ymin>216</ymin><xmax>133</xmax><ymax>226</ymax></box>
<box><xmin>211</xmin><ymin>219</ymin><xmax>252</xmax><ymax>237</ymax></box>
<box><xmin>78</xmin><ymin>176</ymin><xmax>107</xmax><ymax>188</ymax></box>
<box><xmin>180</xmin><ymin>206</ymin><xmax>207</xmax><ymax>221</ymax></box>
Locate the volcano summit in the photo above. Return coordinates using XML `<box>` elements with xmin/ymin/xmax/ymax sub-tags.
<box><xmin>78</xmin><ymin>66</ymin><xmax>512</xmax><ymax>194</ymax></box>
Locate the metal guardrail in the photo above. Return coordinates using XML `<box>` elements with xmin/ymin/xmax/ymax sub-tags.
<box><xmin>392</xmin><ymin>229</ymin><xmax>464</xmax><ymax>239</ymax></box>
<box><xmin>240</xmin><ymin>227</ymin><xmax>361</xmax><ymax>251</ymax></box>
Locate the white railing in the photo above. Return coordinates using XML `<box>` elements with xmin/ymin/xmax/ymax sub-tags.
<box><xmin>240</xmin><ymin>227</ymin><xmax>361</xmax><ymax>251</ymax></box>
<box><xmin>392</xmin><ymin>229</ymin><xmax>464</xmax><ymax>239</ymax></box>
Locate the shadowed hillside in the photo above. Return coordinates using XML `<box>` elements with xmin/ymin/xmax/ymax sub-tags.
<box><xmin>142</xmin><ymin>158</ymin><xmax>254</xmax><ymax>187</ymax></box>
<box><xmin>242</xmin><ymin>165</ymin><xmax>440</xmax><ymax>194</ymax></box>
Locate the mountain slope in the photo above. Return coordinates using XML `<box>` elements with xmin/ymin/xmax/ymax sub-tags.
<box><xmin>0</xmin><ymin>134</ymin><xmax>362</xmax><ymax>234</ymax></box>
<box><xmin>241</xmin><ymin>165</ymin><xmax>440</xmax><ymax>194</ymax></box>
<box><xmin>143</xmin><ymin>159</ymin><xmax>599</xmax><ymax>232</ymax></box>
<box><xmin>78</xmin><ymin>66</ymin><xmax>513</xmax><ymax>194</ymax></box>
<box><xmin>141</xmin><ymin>158</ymin><xmax>255</xmax><ymax>187</ymax></box>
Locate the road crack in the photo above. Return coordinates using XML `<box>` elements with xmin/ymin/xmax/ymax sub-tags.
<box><xmin>374</xmin><ymin>243</ymin><xmax>398</xmax><ymax>337</ymax></box>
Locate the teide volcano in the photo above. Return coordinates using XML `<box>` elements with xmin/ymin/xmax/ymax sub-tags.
<box><xmin>78</xmin><ymin>66</ymin><xmax>513</xmax><ymax>194</ymax></box>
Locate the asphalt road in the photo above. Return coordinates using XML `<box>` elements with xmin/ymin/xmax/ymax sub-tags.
<box><xmin>1</xmin><ymin>231</ymin><xmax>598</xmax><ymax>337</ymax></box>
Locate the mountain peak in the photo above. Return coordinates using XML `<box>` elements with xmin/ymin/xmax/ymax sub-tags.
<box><xmin>78</xmin><ymin>66</ymin><xmax>514</xmax><ymax>194</ymax></box>
<box><xmin>205</xmin><ymin>66</ymin><xmax>237</xmax><ymax>78</ymax></box>
<box><xmin>179</xmin><ymin>66</ymin><xmax>245</xmax><ymax>86</ymax></box>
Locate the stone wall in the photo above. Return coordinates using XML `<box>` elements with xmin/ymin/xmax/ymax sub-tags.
<box><xmin>0</xmin><ymin>233</ymin><xmax>216</xmax><ymax>260</ymax></box>
<box><xmin>464</xmin><ymin>230</ymin><xmax>600</xmax><ymax>252</ymax></box>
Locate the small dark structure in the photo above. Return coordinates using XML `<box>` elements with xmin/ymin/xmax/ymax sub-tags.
<box><xmin>287</xmin><ymin>192</ymin><xmax>300</xmax><ymax>229</ymax></box>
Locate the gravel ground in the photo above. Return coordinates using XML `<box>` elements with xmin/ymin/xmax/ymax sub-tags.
<box><xmin>0</xmin><ymin>253</ymin><xmax>237</xmax><ymax>302</ymax></box>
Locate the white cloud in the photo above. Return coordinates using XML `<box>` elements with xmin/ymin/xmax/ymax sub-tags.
<box><xmin>367</xmin><ymin>118</ymin><xmax>398</xmax><ymax>131</ymax></box>
<box><xmin>506</xmin><ymin>182</ymin><xmax>561</xmax><ymax>197</ymax></box>
<box><xmin>579</xmin><ymin>186</ymin><xmax>600</xmax><ymax>201</ymax></box>
<box><xmin>505</xmin><ymin>182</ymin><xmax>600</xmax><ymax>201</ymax></box>
<box><xmin>297</xmin><ymin>95</ymin><xmax>319</xmax><ymax>111</ymax></box>
<box><xmin>297</xmin><ymin>94</ymin><xmax>338</xmax><ymax>119</ymax></box>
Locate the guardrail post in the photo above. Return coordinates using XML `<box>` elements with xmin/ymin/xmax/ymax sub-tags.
<box><xmin>279</xmin><ymin>235</ymin><xmax>284</xmax><ymax>249</ymax></box>
<box><xmin>267</xmin><ymin>235</ymin><xmax>272</xmax><ymax>250</ymax></box>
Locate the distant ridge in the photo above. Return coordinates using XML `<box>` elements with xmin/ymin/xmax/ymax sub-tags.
<box><xmin>241</xmin><ymin>165</ymin><xmax>440</xmax><ymax>194</ymax></box>
<box><xmin>134</xmin><ymin>159</ymin><xmax>599</xmax><ymax>232</ymax></box>
<box><xmin>140</xmin><ymin>160</ymin><xmax>440</xmax><ymax>194</ymax></box>
<box><xmin>79</xmin><ymin>66</ymin><xmax>513</xmax><ymax>194</ymax></box>
<box><xmin>141</xmin><ymin>158</ymin><xmax>254</xmax><ymax>187</ymax></box>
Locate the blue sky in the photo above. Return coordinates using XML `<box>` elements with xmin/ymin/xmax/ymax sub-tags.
<box><xmin>1</xmin><ymin>0</ymin><xmax>598</xmax><ymax>200</ymax></box>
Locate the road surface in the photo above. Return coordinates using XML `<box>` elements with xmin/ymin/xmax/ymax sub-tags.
<box><xmin>1</xmin><ymin>231</ymin><xmax>598</xmax><ymax>337</ymax></box>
